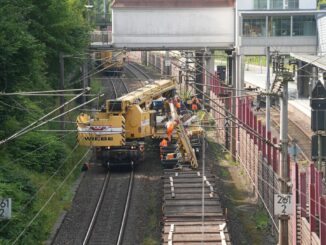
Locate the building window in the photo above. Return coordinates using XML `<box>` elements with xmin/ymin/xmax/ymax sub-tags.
<box><xmin>253</xmin><ymin>0</ymin><xmax>299</xmax><ymax>10</ymax></box>
<box><xmin>287</xmin><ymin>0</ymin><xmax>299</xmax><ymax>9</ymax></box>
<box><xmin>270</xmin><ymin>0</ymin><xmax>283</xmax><ymax>9</ymax></box>
<box><xmin>243</xmin><ymin>17</ymin><xmax>266</xmax><ymax>37</ymax></box>
<box><xmin>254</xmin><ymin>0</ymin><xmax>268</xmax><ymax>9</ymax></box>
<box><xmin>270</xmin><ymin>16</ymin><xmax>291</xmax><ymax>36</ymax></box>
<box><xmin>292</xmin><ymin>16</ymin><xmax>316</xmax><ymax>36</ymax></box>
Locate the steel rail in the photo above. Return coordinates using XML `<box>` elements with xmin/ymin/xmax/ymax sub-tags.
<box><xmin>119</xmin><ymin>77</ymin><xmax>130</xmax><ymax>94</ymax></box>
<box><xmin>110</xmin><ymin>78</ymin><xmax>118</xmax><ymax>99</ymax></box>
<box><xmin>82</xmin><ymin>172</ymin><xmax>111</xmax><ymax>245</ymax></box>
<box><xmin>125</xmin><ymin>62</ymin><xmax>152</xmax><ymax>80</ymax></box>
<box><xmin>271</xmin><ymin>107</ymin><xmax>311</xmax><ymax>162</ymax></box>
<box><xmin>116</xmin><ymin>170</ymin><xmax>134</xmax><ymax>245</ymax></box>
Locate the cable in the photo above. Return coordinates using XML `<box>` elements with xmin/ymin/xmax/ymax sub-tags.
<box><xmin>0</xmin><ymin>88</ymin><xmax>86</xmax><ymax>96</ymax></box>
<box><xmin>189</xmin><ymin>81</ymin><xmax>259</xmax><ymax>92</ymax></box>
<box><xmin>11</xmin><ymin>149</ymin><xmax>91</xmax><ymax>245</ymax></box>
<box><xmin>67</xmin><ymin>51</ymin><xmax>124</xmax><ymax>87</ymax></box>
<box><xmin>211</xmin><ymin>126</ymin><xmax>326</xmax><ymax>219</ymax></box>
<box><xmin>189</xmin><ymin>83</ymin><xmax>277</xmax><ymax>148</ymax></box>
<box><xmin>13</xmin><ymin>94</ymin><xmax>103</xmax><ymax>140</ymax></box>
<box><xmin>0</xmin><ymin>88</ymin><xmax>91</xmax><ymax>145</ymax></box>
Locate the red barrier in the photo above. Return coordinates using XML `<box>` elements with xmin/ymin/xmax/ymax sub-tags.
<box><xmin>262</xmin><ymin>125</ymin><xmax>266</xmax><ymax>157</ymax></box>
<box><xmin>310</xmin><ymin>163</ymin><xmax>316</xmax><ymax>184</ymax></box>
<box><xmin>238</xmin><ymin>98</ymin><xmax>242</xmax><ymax>122</ymax></box>
<box><xmin>291</xmin><ymin>162</ymin><xmax>298</xmax><ymax>245</ymax></box>
<box><xmin>249</xmin><ymin>110</ymin><xmax>254</xmax><ymax>139</ymax></box>
<box><xmin>320</xmin><ymin>196</ymin><xmax>326</xmax><ymax>244</ymax></box>
<box><xmin>299</xmin><ymin>172</ymin><xmax>307</xmax><ymax>218</ymax></box>
<box><xmin>254</xmin><ymin>115</ymin><xmax>258</xmax><ymax>144</ymax></box>
<box><xmin>242</xmin><ymin>100</ymin><xmax>245</xmax><ymax>124</ymax></box>
<box><xmin>316</xmin><ymin>171</ymin><xmax>322</xmax><ymax>216</ymax></box>
<box><xmin>272</xmin><ymin>138</ymin><xmax>278</xmax><ymax>173</ymax></box>
<box><xmin>258</xmin><ymin>120</ymin><xmax>262</xmax><ymax>151</ymax></box>
<box><xmin>267</xmin><ymin>131</ymin><xmax>272</xmax><ymax>165</ymax></box>
<box><xmin>310</xmin><ymin>183</ymin><xmax>317</xmax><ymax>232</ymax></box>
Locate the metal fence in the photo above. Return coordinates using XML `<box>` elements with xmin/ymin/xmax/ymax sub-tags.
<box><xmin>90</xmin><ymin>30</ymin><xmax>111</xmax><ymax>44</ymax></box>
<box><xmin>210</xmin><ymin>74</ymin><xmax>326</xmax><ymax>244</ymax></box>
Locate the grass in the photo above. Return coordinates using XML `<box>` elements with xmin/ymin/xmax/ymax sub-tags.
<box><xmin>208</xmin><ymin>138</ymin><xmax>276</xmax><ymax>244</ymax></box>
<box><xmin>253</xmin><ymin>210</ymin><xmax>269</xmax><ymax>230</ymax></box>
<box><xmin>143</xmin><ymin>192</ymin><xmax>160</xmax><ymax>245</ymax></box>
<box><xmin>0</xmin><ymin>130</ymin><xmax>88</xmax><ymax>244</ymax></box>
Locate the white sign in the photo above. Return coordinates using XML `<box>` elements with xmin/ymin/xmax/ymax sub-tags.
<box><xmin>165</xmin><ymin>59</ymin><xmax>171</xmax><ymax>67</ymax></box>
<box><xmin>274</xmin><ymin>194</ymin><xmax>293</xmax><ymax>216</ymax></box>
<box><xmin>0</xmin><ymin>198</ymin><xmax>12</xmax><ymax>220</ymax></box>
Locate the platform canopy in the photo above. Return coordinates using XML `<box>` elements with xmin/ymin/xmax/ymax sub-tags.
<box><xmin>290</xmin><ymin>53</ymin><xmax>326</xmax><ymax>71</ymax></box>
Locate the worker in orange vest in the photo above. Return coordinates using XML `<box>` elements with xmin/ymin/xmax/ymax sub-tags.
<box><xmin>175</xmin><ymin>98</ymin><xmax>181</xmax><ymax>114</ymax></box>
<box><xmin>191</xmin><ymin>96</ymin><xmax>200</xmax><ymax>112</ymax></box>
<box><xmin>166</xmin><ymin>121</ymin><xmax>174</xmax><ymax>142</ymax></box>
<box><xmin>160</xmin><ymin>138</ymin><xmax>168</xmax><ymax>147</ymax></box>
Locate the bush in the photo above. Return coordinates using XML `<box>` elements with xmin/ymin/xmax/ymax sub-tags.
<box><xmin>8</xmin><ymin>132</ymin><xmax>68</xmax><ymax>173</ymax></box>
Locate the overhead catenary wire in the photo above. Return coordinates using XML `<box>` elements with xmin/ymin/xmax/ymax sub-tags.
<box><xmin>0</xmin><ymin>88</ymin><xmax>91</xmax><ymax>145</ymax></box>
<box><xmin>0</xmin><ymin>92</ymin><xmax>103</xmax><ymax>145</ymax></box>
<box><xmin>0</xmin><ymin>88</ymin><xmax>86</xmax><ymax>96</ymax></box>
<box><xmin>67</xmin><ymin>51</ymin><xmax>124</xmax><ymax>87</ymax></box>
<box><xmin>189</xmin><ymin>83</ymin><xmax>277</xmax><ymax>148</ymax></box>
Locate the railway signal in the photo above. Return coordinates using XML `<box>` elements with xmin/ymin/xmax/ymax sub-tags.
<box><xmin>310</xmin><ymin>80</ymin><xmax>326</xmax><ymax>170</ymax></box>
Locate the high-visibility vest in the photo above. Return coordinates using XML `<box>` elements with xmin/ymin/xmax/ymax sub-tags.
<box><xmin>160</xmin><ymin>139</ymin><xmax>168</xmax><ymax>147</ymax></box>
<box><xmin>166</xmin><ymin>121</ymin><xmax>174</xmax><ymax>133</ymax></box>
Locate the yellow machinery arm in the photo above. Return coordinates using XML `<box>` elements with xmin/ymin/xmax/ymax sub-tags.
<box><xmin>77</xmin><ymin>79</ymin><xmax>176</xmax><ymax>147</ymax></box>
<box><xmin>168</xmin><ymin>102</ymin><xmax>198</xmax><ymax>169</ymax></box>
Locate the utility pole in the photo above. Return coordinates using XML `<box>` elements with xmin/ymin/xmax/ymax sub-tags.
<box><xmin>59</xmin><ymin>52</ymin><xmax>65</xmax><ymax>130</ymax></box>
<box><xmin>270</xmin><ymin>52</ymin><xmax>292</xmax><ymax>245</ymax></box>
<box><xmin>279</xmin><ymin>77</ymin><xmax>289</xmax><ymax>245</ymax></box>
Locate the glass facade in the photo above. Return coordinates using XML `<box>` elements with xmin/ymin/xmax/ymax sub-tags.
<box><xmin>253</xmin><ymin>0</ymin><xmax>299</xmax><ymax>9</ymax></box>
<box><xmin>292</xmin><ymin>16</ymin><xmax>316</xmax><ymax>36</ymax></box>
<box><xmin>288</xmin><ymin>0</ymin><xmax>299</xmax><ymax>9</ymax></box>
<box><xmin>243</xmin><ymin>17</ymin><xmax>266</xmax><ymax>37</ymax></box>
<box><xmin>270</xmin><ymin>0</ymin><xmax>283</xmax><ymax>9</ymax></box>
<box><xmin>254</xmin><ymin>0</ymin><xmax>268</xmax><ymax>9</ymax></box>
<box><xmin>242</xmin><ymin>15</ymin><xmax>316</xmax><ymax>37</ymax></box>
<box><xmin>270</xmin><ymin>16</ymin><xmax>291</xmax><ymax>36</ymax></box>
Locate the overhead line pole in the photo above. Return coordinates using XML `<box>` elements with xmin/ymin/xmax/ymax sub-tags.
<box><xmin>279</xmin><ymin>77</ymin><xmax>289</xmax><ymax>245</ymax></box>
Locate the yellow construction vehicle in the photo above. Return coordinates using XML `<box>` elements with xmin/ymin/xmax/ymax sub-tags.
<box><xmin>95</xmin><ymin>50</ymin><xmax>125</xmax><ymax>76</ymax></box>
<box><xmin>77</xmin><ymin>79</ymin><xmax>177</xmax><ymax>167</ymax></box>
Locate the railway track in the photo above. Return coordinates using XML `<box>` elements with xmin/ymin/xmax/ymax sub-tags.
<box><xmin>270</xmin><ymin>108</ymin><xmax>311</xmax><ymax>162</ymax></box>
<box><xmin>125</xmin><ymin>62</ymin><xmax>152</xmax><ymax>80</ymax></box>
<box><xmin>82</xmin><ymin>170</ymin><xmax>134</xmax><ymax>245</ymax></box>
<box><xmin>162</xmin><ymin>168</ymin><xmax>231</xmax><ymax>244</ymax></box>
<box><xmin>110</xmin><ymin>77</ymin><xmax>129</xmax><ymax>98</ymax></box>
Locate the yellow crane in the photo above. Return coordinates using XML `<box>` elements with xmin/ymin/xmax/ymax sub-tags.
<box><xmin>77</xmin><ymin>79</ymin><xmax>176</xmax><ymax>167</ymax></box>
